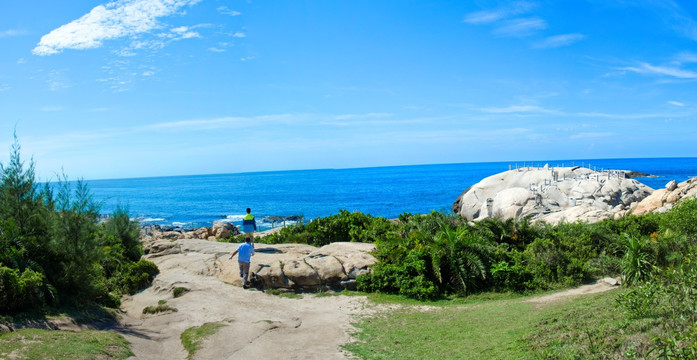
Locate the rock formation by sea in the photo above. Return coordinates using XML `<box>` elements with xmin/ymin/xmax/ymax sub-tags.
<box><xmin>452</xmin><ymin>164</ymin><xmax>654</xmax><ymax>224</ymax></box>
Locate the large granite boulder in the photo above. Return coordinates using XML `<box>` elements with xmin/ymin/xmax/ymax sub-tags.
<box><xmin>141</xmin><ymin>237</ymin><xmax>376</xmax><ymax>291</ymax></box>
<box><xmin>452</xmin><ymin>165</ymin><xmax>654</xmax><ymax>224</ymax></box>
<box><xmin>632</xmin><ymin>176</ymin><xmax>697</xmax><ymax>215</ymax></box>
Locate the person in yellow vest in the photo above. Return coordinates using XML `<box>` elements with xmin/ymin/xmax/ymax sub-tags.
<box><xmin>242</xmin><ymin>208</ymin><xmax>257</xmax><ymax>247</ymax></box>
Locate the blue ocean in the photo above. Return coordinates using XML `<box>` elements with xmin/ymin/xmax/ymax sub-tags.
<box><xmin>86</xmin><ymin>158</ymin><xmax>697</xmax><ymax>231</ymax></box>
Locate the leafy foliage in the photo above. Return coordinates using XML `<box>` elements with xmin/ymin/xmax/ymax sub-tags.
<box><xmin>261</xmin><ymin>209</ymin><xmax>397</xmax><ymax>246</ymax></box>
<box><xmin>0</xmin><ymin>138</ymin><xmax>156</xmax><ymax>313</ymax></box>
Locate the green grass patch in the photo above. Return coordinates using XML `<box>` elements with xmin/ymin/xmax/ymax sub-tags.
<box><xmin>265</xmin><ymin>288</ymin><xmax>303</xmax><ymax>299</ymax></box>
<box><xmin>345</xmin><ymin>296</ymin><xmax>540</xmax><ymax>359</ymax></box>
<box><xmin>173</xmin><ymin>287</ymin><xmax>189</xmax><ymax>298</ymax></box>
<box><xmin>142</xmin><ymin>300</ymin><xmax>178</xmax><ymax>315</ymax></box>
<box><xmin>343</xmin><ymin>288</ymin><xmax>656</xmax><ymax>359</ymax></box>
<box><xmin>0</xmin><ymin>328</ymin><xmax>132</xmax><ymax>359</ymax></box>
<box><xmin>526</xmin><ymin>289</ymin><xmax>663</xmax><ymax>358</ymax></box>
<box><xmin>180</xmin><ymin>322</ymin><xmax>227</xmax><ymax>359</ymax></box>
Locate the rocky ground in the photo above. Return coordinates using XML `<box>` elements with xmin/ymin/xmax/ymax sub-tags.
<box><xmin>110</xmin><ymin>237</ymin><xmax>377</xmax><ymax>359</ymax></box>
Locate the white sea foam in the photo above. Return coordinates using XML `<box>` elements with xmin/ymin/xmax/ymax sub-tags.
<box><xmin>140</xmin><ymin>217</ymin><xmax>166</xmax><ymax>222</ymax></box>
<box><xmin>225</xmin><ymin>214</ymin><xmax>246</xmax><ymax>222</ymax></box>
<box><xmin>172</xmin><ymin>222</ymin><xmax>188</xmax><ymax>227</ymax></box>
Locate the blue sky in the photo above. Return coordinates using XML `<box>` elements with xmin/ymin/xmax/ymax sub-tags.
<box><xmin>1</xmin><ymin>0</ymin><xmax>696</xmax><ymax>180</ymax></box>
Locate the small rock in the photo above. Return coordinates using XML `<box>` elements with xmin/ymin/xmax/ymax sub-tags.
<box><xmin>666</xmin><ymin>180</ymin><xmax>678</xmax><ymax>191</ymax></box>
<box><xmin>600</xmin><ymin>277</ymin><xmax>619</xmax><ymax>286</ymax></box>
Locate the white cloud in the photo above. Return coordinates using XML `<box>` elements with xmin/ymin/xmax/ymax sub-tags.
<box><xmin>479</xmin><ymin>104</ymin><xmax>558</xmax><ymax>114</ymax></box>
<box><xmin>534</xmin><ymin>33</ymin><xmax>586</xmax><ymax>48</ymax></box>
<box><xmin>463</xmin><ymin>1</ymin><xmax>537</xmax><ymax>24</ymax></box>
<box><xmin>333</xmin><ymin>113</ymin><xmax>393</xmax><ymax>120</ymax></box>
<box><xmin>172</xmin><ymin>26</ymin><xmax>200</xmax><ymax>39</ymax></box>
<box><xmin>575</xmin><ymin>111</ymin><xmax>674</xmax><ymax>120</ymax></box>
<box><xmin>33</xmin><ymin>0</ymin><xmax>202</xmax><ymax>56</ymax></box>
<box><xmin>232</xmin><ymin>31</ymin><xmax>246</xmax><ymax>38</ymax></box>
<box><xmin>142</xmin><ymin>70</ymin><xmax>155</xmax><ymax>76</ymax></box>
<box><xmin>142</xmin><ymin>114</ymin><xmax>297</xmax><ymax>131</ymax></box>
<box><xmin>675</xmin><ymin>52</ymin><xmax>697</xmax><ymax>64</ymax></box>
<box><xmin>570</xmin><ymin>132</ymin><xmax>614</xmax><ymax>139</ymax></box>
<box><xmin>0</xmin><ymin>29</ymin><xmax>27</xmax><ymax>38</ymax></box>
<box><xmin>0</xmin><ymin>84</ymin><xmax>10</xmax><ymax>92</ymax></box>
<box><xmin>240</xmin><ymin>56</ymin><xmax>255</xmax><ymax>61</ymax></box>
<box><xmin>668</xmin><ymin>100</ymin><xmax>685</xmax><ymax>106</ymax></box>
<box><xmin>493</xmin><ymin>17</ymin><xmax>546</xmax><ymax>37</ymax></box>
<box><xmin>16</xmin><ymin>58</ymin><xmax>26</xmax><ymax>64</ymax></box>
<box><xmin>217</xmin><ymin>6</ymin><xmax>241</xmax><ymax>16</ymax></box>
<box><xmin>208</xmin><ymin>47</ymin><xmax>225</xmax><ymax>53</ymax></box>
<box><xmin>620</xmin><ymin>62</ymin><xmax>697</xmax><ymax>79</ymax></box>
<box><xmin>47</xmin><ymin>70</ymin><xmax>71</xmax><ymax>91</ymax></box>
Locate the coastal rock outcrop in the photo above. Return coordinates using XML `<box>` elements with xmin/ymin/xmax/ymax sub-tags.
<box><xmin>141</xmin><ymin>236</ymin><xmax>376</xmax><ymax>291</ymax></box>
<box><xmin>632</xmin><ymin>176</ymin><xmax>697</xmax><ymax>215</ymax></box>
<box><xmin>146</xmin><ymin>222</ymin><xmax>241</xmax><ymax>241</ymax></box>
<box><xmin>452</xmin><ymin>165</ymin><xmax>653</xmax><ymax>224</ymax></box>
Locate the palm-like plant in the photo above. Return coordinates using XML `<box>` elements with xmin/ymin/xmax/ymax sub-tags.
<box><xmin>430</xmin><ymin>221</ymin><xmax>492</xmax><ymax>295</ymax></box>
<box><xmin>622</xmin><ymin>234</ymin><xmax>654</xmax><ymax>285</ymax></box>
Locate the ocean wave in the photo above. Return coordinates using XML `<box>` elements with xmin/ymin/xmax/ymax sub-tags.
<box><xmin>139</xmin><ymin>217</ymin><xmax>166</xmax><ymax>222</ymax></box>
<box><xmin>224</xmin><ymin>214</ymin><xmax>246</xmax><ymax>222</ymax></box>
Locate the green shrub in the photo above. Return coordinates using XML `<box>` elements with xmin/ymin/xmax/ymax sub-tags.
<box><xmin>621</xmin><ymin>234</ymin><xmax>654</xmax><ymax>286</ymax></box>
<box><xmin>111</xmin><ymin>259</ymin><xmax>159</xmax><ymax>295</ymax></box>
<box><xmin>617</xmin><ymin>255</ymin><xmax>697</xmax><ymax>356</ymax></box>
<box><xmin>263</xmin><ymin>209</ymin><xmax>397</xmax><ymax>246</ymax></box>
<box><xmin>0</xmin><ymin>266</ymin><xmax>45</xmax><ymax>312</ymax></box>
<box><xmin>357</xmin><ymin>249</ymin><xmax>438</xmax><ymax>300</ymax></box>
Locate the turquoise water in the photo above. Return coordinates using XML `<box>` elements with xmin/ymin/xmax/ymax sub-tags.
<box><xmin>86</xmin><ymin>157</ymin><xmax>697</xmax><ymax>230</ymax></box>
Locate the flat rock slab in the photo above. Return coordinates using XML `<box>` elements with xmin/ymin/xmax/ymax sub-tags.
<box><xmin>143</xmin><ymin>239</ymin><xmax>376</xmax><ymax>291</ymax></box>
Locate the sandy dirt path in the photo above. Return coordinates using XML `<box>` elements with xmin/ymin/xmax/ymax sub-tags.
<box><xmin>115</xmin><ymin>240</ymin><xmax>369</xmax><ymax>360</ymax></box>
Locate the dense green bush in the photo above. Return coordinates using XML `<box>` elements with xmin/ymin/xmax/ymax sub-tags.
<box><xmin>261</xmin><ymin>209</ymin><xmax>397</xmax><ymax>246</ymax></box>
<box><xmin>110</xmin><ymin>259</ymin><xmax>159</xmax><ymax>295</ymax></box>
<box><xmin>0</xmin><ymin>139</ymin><xmax>157</xmax><ymax>313</ymax></box>
<box><xmin>0</xmin><ymin>266</ymin><xmax>45</xmax><ymax>312</ymax></box>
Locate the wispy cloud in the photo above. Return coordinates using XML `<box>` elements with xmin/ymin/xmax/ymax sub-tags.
<box><xmin>668</xmin><ymin>100</ymin><xmax>685</xmax><ymax>106</ymax></box>
<box><xmin>47</xmin><ymin>70</ymin><xmax>71</xmax><ymax>91</ymax></box>
<box><xmin>463</xmin><ymin>1</ymin><xmax>537</xmax><ymax>24</ymax></box>
<box><xmin>575</xmin><ymin>111</ymin><xmax>678</xmax><ymax>120</ymax></box>
<box><xmin>659</xmin><ymin>0</ymin><xmax>697</xmax><ymax>41</ymax></box>
<box><xmin>142</xmin><ymin>114</ymin><xmax>298</xmax><ymax>131</ymax></box>
<box><xmin>534</xmin><ymin>33</ymin><xmax>586</xmax><ymax>48</ymax></box>
<box><xmin>217</xmin><ymin>6</ymin><xmax>241</xmax><ymax>16</ymax></box>
<box><xmin>231</xmin><ymin>32</ymin><xmax>246</xmax><ymax>38</ymax></box>
<box><xmin>570</xmin><ymin>132</ymin><xmax>614</xmax><ymax>139</ymax></box>
<box><xmin>620</xmin><ymin>62</ymin><xmax>697</xmax><ymax>79</ymax></box>
<box><xmin>333</xmin><ymin>113</ymin><xmax>393</xmax><ymax>121</ymax></box>
<box><xmin>0</xmin><ymin>84</ymin><xmax>10</xmax><ymax>92</ymax></box>
<box><xmin>0</xmin><ymin>29</ymin><xmax>28</xmax><ymax>38</ymax></box>
<box><xmin>33</xmin><ymin>0</ymin><xmax>202</xmax><ymax>56</ymax></box>
<box><xmin>479</xmin><ymin>104</ymin><xmax>559</xmax><ymax>114</ymax></box>
<box><xmin>493</xmin><ymin>17</ymin><xmax>547</xmax><ymax>37</ymax></box>
<box><xmin>675</xmin><ymin>52</ymin><xmax>697</xmax><ymax>64</ymax></box>
<box><xmin>240</xmin><ymin>56</ymin><xmax>255</xmax><ymax>62</ymax></box>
